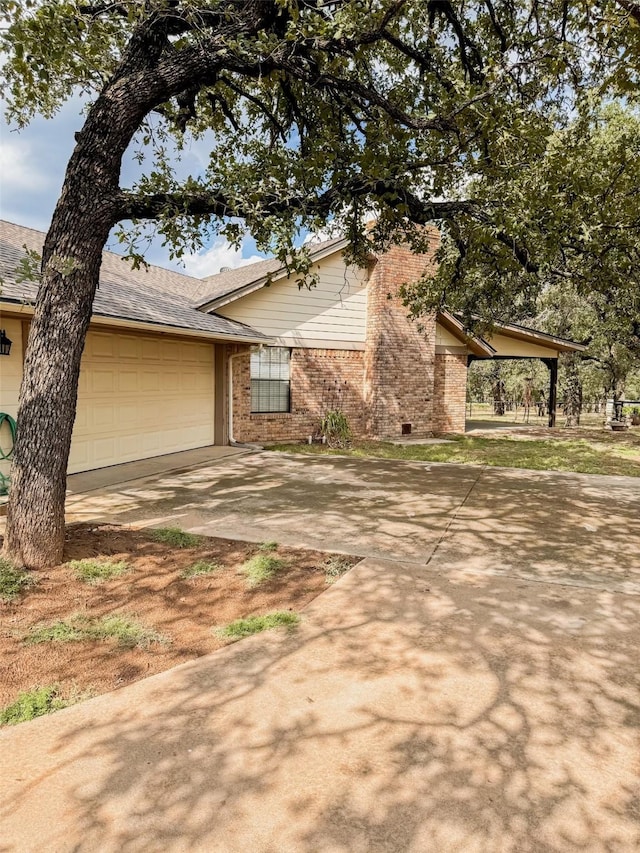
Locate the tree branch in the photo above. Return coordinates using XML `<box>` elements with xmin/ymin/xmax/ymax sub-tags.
<box><xmin>115</xmin><ymin>182</ymin><xmax>489</xmax><ymax>225</ymax></box>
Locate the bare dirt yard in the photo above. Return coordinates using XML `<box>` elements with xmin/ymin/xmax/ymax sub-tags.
<box><xmin>0</xmin><ymin>523</ymin><xmax>359</xmax><ymax>719</ymax></box>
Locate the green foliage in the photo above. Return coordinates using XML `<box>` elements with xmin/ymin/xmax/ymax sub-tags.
<box><xmin>67</xmin><ymin>559</ymin><xmax>130</xmax><ymax>584</ymax></box>
<box><xmin>26</xmin><ymin>614</ymin><xmax>168</xmax><ymax>648</ymax></box>
<box><xmin>0</xmin><ymin>685</ymin><xmax>90</xmax><ymax>726</ymax></box>
<box><xmin>151</xmin><ymin>527</ymin><xmax>202</xmax><ymax>549</ymax></box>
<box><xmin>0</xmin><ymin>558</ymin><xmax>35</xmax><ymax>601</ymax></box>
<box><xmin>14</xmin><ymin>247</ymin><xmax>42</xmax><ymax>284</ymax></box>
<box><xmin>216</xmin><ymin>612</ymin><xmax>299</xmax><ymax>640</ymax></box>
<box><xmin>258</xmin><ymin>540</ymin><xmax>278</xmax><ymax>552</ymax></box>
<box><xmin>320</xmin><ymin>409</ymin><xmax>352</xmax><ymax>448</ymax></box>
<box><xmin>241</xmin><ymin>552</ymin><xmax>288</xmax><ymax>588</ymax></box>
<box><xmin>2</xmin><ymin>1</ymin><xmax>634</xmax><ymax>268</ymax></box>
<box><xmin>402</xmin><ymin>103</ymin><xmax>640</xmax><ymax>403</ymax></box>
<box><xmin>181</xmin><ymin>560</ymin><xmax>223</xmax><ymax>579</ymax></box>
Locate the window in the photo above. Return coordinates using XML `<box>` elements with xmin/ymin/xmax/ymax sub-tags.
<box><xmin>250</xmin><ymin>347</ymin><xmax>291</xmax><ymax>413</ymax></box>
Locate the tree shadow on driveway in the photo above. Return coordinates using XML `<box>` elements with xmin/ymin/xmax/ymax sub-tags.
<box><xmin>1</xmin><ymin>554</ymin><xmax>639</xmax><ymax>852</ymax></box>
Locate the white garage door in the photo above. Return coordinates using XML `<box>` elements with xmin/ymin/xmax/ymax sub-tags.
<box><xmin>68</xmin><ymin>329</ymin><xmax>215</xmax><ymax>474</ymax></box>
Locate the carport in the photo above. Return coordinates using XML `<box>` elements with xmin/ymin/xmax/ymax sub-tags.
<box><xmin>465</xmin><ymin>321</ymin><xmax>587</xmax><ymax>427</ymax></box>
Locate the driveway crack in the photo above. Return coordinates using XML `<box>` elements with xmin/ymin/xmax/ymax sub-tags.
<box><xmin>425</xmin><ymin>465</ymin><xmax>486</xmax><ymax>567</ymax></box>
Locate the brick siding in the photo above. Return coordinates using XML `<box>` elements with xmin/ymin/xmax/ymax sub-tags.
<box><xmin>226</xmin><ymin>228</ymin><xmax>473</xmax><ymax>444</ymax></box>
<box><xmin>432</xmin><ymin>352</ymin><xmax>468</xmax><ymax>433</ymax></box>
<box><xmin>363</xmin><ymin>237</ymin><xmax>440</xmax><ymax>439</ymax></box>
<box><xmin>231</xmin><ymin>346</ymin><xmax>365</xmax><ymax>443</ymax></box>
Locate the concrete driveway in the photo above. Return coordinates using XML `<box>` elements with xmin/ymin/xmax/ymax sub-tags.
<box><xmin>2</xmin><ymin>451</ymin><xmax>639</xmax><ymax>852</ymax></box>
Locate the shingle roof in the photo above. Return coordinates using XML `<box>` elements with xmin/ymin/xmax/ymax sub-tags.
<box><xmin>195</xmin><ymin>234</ymin><xmax>348</xmax><ymax>309</ymax></box>
<box><xmin>0</xmin><ymin>221</ymin><xmax>270</xmax><ymax>343</ymax></box>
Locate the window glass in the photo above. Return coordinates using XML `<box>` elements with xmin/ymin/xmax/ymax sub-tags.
<box><xmin>250</xmin><ymin>347</ymin><xmax>291</xmax><ymax>413</ymax></box>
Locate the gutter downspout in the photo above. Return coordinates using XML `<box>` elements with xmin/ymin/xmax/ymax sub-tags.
<box><xmin>228</xmin><ymin>350</ymin><xmax>262</xmax><ymax>449</ymax></box>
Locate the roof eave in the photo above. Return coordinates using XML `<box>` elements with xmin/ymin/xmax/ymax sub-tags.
<box><xmin>196</xmin><ymin>236</ymin><xmax>352</xmax><ymax>312</ymax></box>
<box><xmin>436</xmin><ymin>310</ymin><xmax>496</xmax><ymax>357</ymax></box>
<box><xmin>493</xmin><ymin>322</ymin><xmax>587</xmax><ymax>353</ymax></box>
<box><xmin>0</xmin><ymin>298</ymin><xmax>273</xmax><ymax>346</ymax></box>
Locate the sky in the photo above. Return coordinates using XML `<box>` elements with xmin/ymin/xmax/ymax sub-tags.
<box><xmin>0</xmin><ymin>97</ymin><xmax>268</xmax><ymax>279</ymax></box>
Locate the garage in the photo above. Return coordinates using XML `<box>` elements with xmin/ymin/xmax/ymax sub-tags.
<box><xmin>68</xmin><ymin>329</ymin><xmax>215</xmax><ymax>474</ymax></box>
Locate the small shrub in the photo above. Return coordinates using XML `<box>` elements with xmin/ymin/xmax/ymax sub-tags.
<box><xmin>26</xmin><ymin>614</ymin><xmax>168</xmax><ymax>648</ymax></box>
<box><xmin>217</xmin><ymin>612</ymin><xmax>300</xmax><ymax>640</ymax></box>
<box><xmin>181</xmin><ymin>560</ymin><xmax>223</xmax><ymax>579</ymax></box>
<box><xmin>0</xmin><ymin>558</ymin><xmax>35</xmax><ymax>601</ymax></box>
<box><xmin>259</xmin><ymin>540</ymin><xmax>278</xmax><ymax>552</ymax></box>
<box><xmin>151</xmin><ymin>527</ymin><xmax>202</xmax><ymax>548</ymax></box>
<box><xmin>68</xmin><ymin>559</ymin><xmax>130</xmax><ymax>585</ymax></box>
<box><xmin>320</xmin><ymin>409</ymin><xmax>352</xmax><ymax>448</ymax></box>
<box><xmin>0</xmin><ymin>685</ymin><xmax>91</xmax><ymax>726</ymax></box>
<box><xmin>323</xmin><ymin>556</ymin><xmax>353</xmax><ymax>585</ymax></box>
<box><xmin>241</xmin><ymin>553</ymin><xmax>287</xmax><ymax>587</ymax></box>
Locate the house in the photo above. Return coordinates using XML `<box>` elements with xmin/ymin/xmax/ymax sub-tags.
<box><xmin>0</xmin><ymin>220</ymin><xmax>584</xmax><ymax>478</ymax></box>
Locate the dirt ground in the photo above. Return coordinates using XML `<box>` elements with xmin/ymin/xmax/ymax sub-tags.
<box><xmin>0</xmin><ymin>524</ymin><xmax>360</xmax><ymax>710</ymax></box>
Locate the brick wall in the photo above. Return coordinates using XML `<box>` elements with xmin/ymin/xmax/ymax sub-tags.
<box><xmin>225</xmin><ymin>228</ymin><xmax>473</xmax><ymax>443</ymax></box>
<box><xmin>231</xmin><ymin>346</ymin><xmax>365</xmax><ymax>443</ymax></box>
<box><xmin>363</xmin><ymin>237</ymin><xmax>439</xmax><ymax>438</ymax></box>
<box><xmin>432</xmin><ymin>352</ymin><xmax>468</xmax><ymax>433</ymax></box>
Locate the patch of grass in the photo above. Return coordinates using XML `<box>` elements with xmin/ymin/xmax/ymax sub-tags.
<box><xmin>216</xmin><ymin>611</ymin><xmax>300</xmax><ymax>640</ymax></box>
<box><xmin>181</xmin><ymin>560</ymin><xmax>223</xmax><ymax>579</ymax></box>
<box><xmin>258</xmin><ymin>540</ymin><xmax>279</xmax><ymax>552</ymax></box>
<box><xmin>67</xmin><ymin>558</ymin><xmax>130</xmax><ymax>585</ymax></box>
<box><xmin>323</xmin><ymin>556</ymin><xmax>354</xmax><ymax>585</ymax></box>
<box><xmin>241</xmin><ymin>552</ymin><xmax>288</xmax><ymax>587</ymax></box>
<box><xmin>26</xmin><ymin>614</ymin><xmax>168</xmax><ymax>648</ymax></box>
<box><xmin>0</xmin><ymin>558</ymin><xmax>35</xmax><ymax>601</ymax></box>
<box><xmin>151</xmin><ymin>526</ymin><xmax>203</xmax><ymax>548</ymax></box>
<box><xmin>0</xmin><ymin>685</ymin><xmax>92</xmax><ymax>726</ymax></box>
<box><xmin>270</xmin><ymin>434</ymin><xmax>640</xmax><ymax>478</ymax></box>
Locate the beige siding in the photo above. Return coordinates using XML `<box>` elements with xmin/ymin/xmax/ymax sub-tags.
<box><xmin>487</xmin><ymin>333</ymin><xmax>560</xmax><ymax>359</ymax></box>
<box><xmin>0</xmin><ymin>317</ymin><xmax>23</xmax><ymax>483</ymax></box>
<box><xmin>68</xmin><ymin>329</ymin><xmax>214</xmax><ymax>474</ymax></box>
<box><xmin>435</xmin><ymin>321</ymin><xmax>465</xmax><ymax>348</ymax></box>
<box><xmin>217</xmin><ymin>253</ymin><xmax>368</xmax><ymax>347</ymax></box>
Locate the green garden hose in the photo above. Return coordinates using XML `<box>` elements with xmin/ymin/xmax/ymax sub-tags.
<box><xmin>0</xmin><ymin>413</ymin><xmax>17</xmax><ymax>496</ymax></box>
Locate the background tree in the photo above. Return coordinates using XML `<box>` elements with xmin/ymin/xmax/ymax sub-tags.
<box><xmin>1</xmin><ymin>0</ymin><xmax>638</xmax><ymax>567</ymax></box>
<box><xmin>404</xmin><ymin>101</ymin><xmax>640</xmax><ymax>422</ymax></box>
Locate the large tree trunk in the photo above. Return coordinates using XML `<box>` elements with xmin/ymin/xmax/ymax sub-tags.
<box><xmin>3</xmin><ymin>85</ymin><xmax>143</xmax><ymax>566</ymax></box>
<box><xmin>562</xmin><ymin>354</ymin><xmax>583</xmax><ymax>427</ymax></box>
<box><xmin>4</xmin><ymin>212</ymin><xmax>113</xmax><ymax>567</ymax></box>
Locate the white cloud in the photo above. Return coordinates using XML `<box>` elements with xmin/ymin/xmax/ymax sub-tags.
<box><xmin>181</xmin><ymin>237</ymin><xmax>264</xmax><ymax>278</ymax></box>
<box><xmin>0</xmin><ymin>138</ymin><xmax>51</xmax><ymax>193</ymax></box>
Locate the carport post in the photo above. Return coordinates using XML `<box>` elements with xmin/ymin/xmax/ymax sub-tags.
<box><xmin>542</xmin><ymin>358</ymin><xmax>558</xmax><ymax>428</ymax></box>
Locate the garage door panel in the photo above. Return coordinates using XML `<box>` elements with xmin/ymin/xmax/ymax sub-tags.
<box><xmin>69</xmin><ymin>331</ymin><xmax>215</xmax><ymax>474</ymax></box>
<box><xmin>141</xmin><ymin>339</ymin><xmax>161</xmax><ymax>361</ymax></box>
<box><xmin>141</xmin><ymin>371</ymin><xmax>161</xmax><ymax>392</ymax></box>
<box><xmin>117</xmin><ymin>336</ymin><xmax>140</xmax><ymax>359</ymax></box>
<box><xmin>91</xmin><ymin>369</ymin><xmax>116</xmax><ymax>394</ymax></box>
<box><xmin>162</xmin><ymin>340</ymin><xmax>181</xmax><ymax>361</ymax></box>
<box><xmin>91</xmin><ymin>404</ymin><xmax>116</xmax><ymax>431</ymax></box>
<box><xmin>92</xmin><ymin>437</ymin><xmax>117</xmax><ymax>465</ymax></box>
<box><xmin>183</xmin><ymin>342</ymin><xmax>211</xmax><ymax>362</ymax></box>
<box><xmin>89</xmin><ymin>333</ymin><xmax>115</xmax><ymax>358</ymax></box>
<box><xmin>118</xmin><ymin>371</ymin><xmax>140</xmax><ymax>392</ymax></box>
<box><xmin>73</xmin><ymin>408</ymin><xmax>88</xmax><ymax>431</ymax></box>
<box><xmin>163</xmin><ymin>372</ymin><xmax>181</xmax><ymax>392</ymax></box>
<box><xmin>68</xmin><ymin>442</ymin><xmax>89</xmax><ymax>470</ymax></box>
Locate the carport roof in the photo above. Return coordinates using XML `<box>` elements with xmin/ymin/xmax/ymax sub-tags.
<box><xmin>438</xmin><ymin>309</ymin><xmax>586</xmax><ymax>356</ymax></box>
<box><xmin>0</xmin><ymin>221</ymin><xmax>270</xmax><ymax>344</ymax></box>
